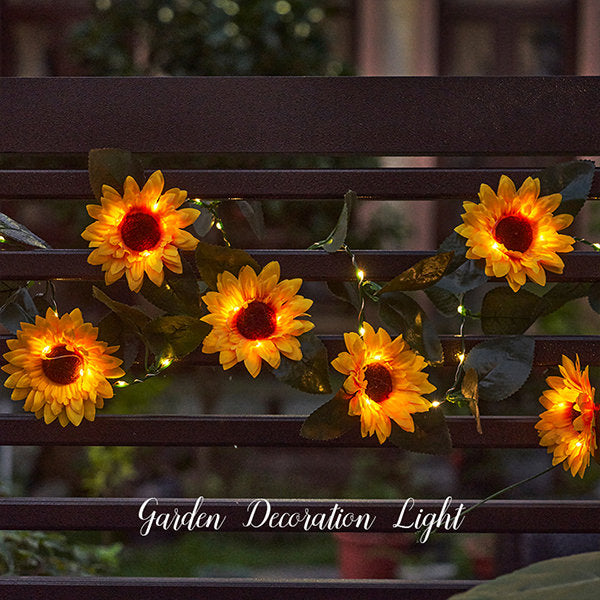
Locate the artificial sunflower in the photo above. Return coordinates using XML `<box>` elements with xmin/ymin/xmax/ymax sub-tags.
<box><xmin>201</xmin><ymin>261</ymin><xmax>314</xmax><ymax>378</ymax></box>
<box><xmin>536</xmin><ymin>355</ymin><xmax>598</xmax><ymax>478</ymax></box>
<box><xmin>2</xmin><ymin>308</ymin><xmax>124</xmax><ymax>426</ymax></box>
<box><xmin>331</xmin><ymin>323</ymin><xmax>435</xmax><ymax>444</ymax></box>
<box><xmin>455</xmin><ymin>175</ymin><xmax>574</xmax><ymax>292</ymax></box>
<box><xmin>82</xmin><ymin>170</ymin><xmax>200</xmax><ymax>293</ymax></box>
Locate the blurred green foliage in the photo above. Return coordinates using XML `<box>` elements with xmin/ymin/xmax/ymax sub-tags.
<box><xmin>70</xmin><ymin>0</ymin><xmax>348</xmax><ymax>76</ymax></box>
<box><xmin>0</xmin><ymin>531</ymin><xmax>121</xmax><ymax>576</ymax></box>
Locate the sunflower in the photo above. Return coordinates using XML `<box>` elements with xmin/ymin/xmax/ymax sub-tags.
<box><xmin>455</xmin><ymin>175</ymin><xmax>574</xmax><ymax>292</ymax></box>
<box><xmin>201</xmin><ymin>261</ymin><xmax>314</xmax><ymax>378</ymax></box>
<box><xmin>536</xmin><ymin>355</ymin><xmax>598</xmax><ymax>478</ymax></box>
<box><xmin>2</xmin><ymin>308</ymin><xmax>125</xmax><ymax>426</ymax></box>
<box><xmin>82</xmin><ymin>170</ymin><xmax>200</xmax><ymax>293</ymax></box>
<box><xmin>331</xmin><ymin>323</ymin><xmax>435</xmax><ymax>444</ymax></box>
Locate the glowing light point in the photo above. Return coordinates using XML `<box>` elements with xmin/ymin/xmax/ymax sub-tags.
<box><xmin>42</xmin><ymin>346</ymin><xmax>52</xmax><ymax>356</ymax></box>
<box><xmin>358</xmin><ymin>325</ymin><xmax>366</xmax><ymax>336</ymax></box>
<box><xmin>457</xmin><ymin>352</ymin><xmax>466</xmax><ymax>364</ymax></box>
<box><xmin>0</xmin><ymin>235</ymin><xmax>6</xmax><ymax>243</ymax></box>
<box><xmin>216</xmin><ymin>222</ymin><xmax>223</xmax><ymax>231</ymax></box>
<box><xmin>432</xmin><ymin>400</ymin><xmax>441</xmax><ymax>408</ymax></box>
<box><xmin>160</xmin><ymin>357</ymin><xmax>173</xmax><ymax>369</ymax></box>
<box><xmin>594</xmin><ymin>243</ymin><xmax>600</xmax><ymax>251</ymax></box>
<box><xmin>115</xmin><ymin>380</ymin><xmax>129</xmax><ymax>388</ymax></box>
<box><xmin>356</xmin><ymin>269</ymin><xmax>365</xmax><ymax>282</ymax></box>
<box><xmin>457</xmin><ymin>305</ymin><xmax>467</xmax><ymax>316</ymax></box>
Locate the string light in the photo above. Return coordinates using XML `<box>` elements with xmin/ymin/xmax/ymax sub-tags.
<box><xmin>356</xmin><ymin>269</ymin><xmax>365</xmax><ymax>282</ymax></box>
<box><xmin>457</xmin><ymin>352</ymin><xmax>466</xmax><ymax>364</ymax></box>
<box><xmin>457</xmin><ymin>305</ymin><xmax>467</xmax><ymax>316</ymax></box>
<box><xmin>431</xmin><ymin>400</ymin><xmax>441</xmax><ymax>408</ymax></box>
<box><xmin>0</xmin><ymin>235</ymin><xmax>6</xmax><ymax>243</ymax></box>
<box><xmin>159</xmin><ymin>357</ymin><xmax>173</xmax><ymax>369</ymax></box>
<box><xmin>114</xmin><ymin>380</ymin><xmax>129</xmax><ymax>388</ymax></box>
<box><xmin>359</xmin><ymin>325</ymin><xmax>366</xmax><ymax>336</ymax></box>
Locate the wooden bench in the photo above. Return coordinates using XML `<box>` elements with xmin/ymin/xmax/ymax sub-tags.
<box><xmin>0</xmin><ymin>76</ymin><xmax>599</xmax><ymax>599</ymax></box>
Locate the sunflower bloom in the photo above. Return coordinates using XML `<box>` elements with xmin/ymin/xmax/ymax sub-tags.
<box><xmin>331</xmin><ymin>323</ymin><xmax>436</xmax><ymax>444</ymax></box>
<box><xmin>455</xmin><ymin>175</ymin><xmax>574</xmax><ymax>292</ymax></box>
<box><xmin>201</xmin><ymin>261</ymin><xmax>314</xmax><ymax>378</ymax></box>
<box><xmin>82</xmin><ymin>170</ymin><xmax>200</xmax><ymax>293</ymax></box>
<box><xmin>2</xmin><ymin>308</ymin><xmax>124</xmax><ymax>426</ymax></box>
<box><xmin>536</xmin><ymin>355</ymin><xmax>598</xmax><ymax>478</ymax></box>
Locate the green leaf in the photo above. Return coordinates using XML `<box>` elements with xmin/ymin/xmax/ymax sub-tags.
<box><xmin>88</xmin><ymin>148</ymin><xmax>145</xmax><ymax>201</ymax></box>
<box><xmin>191</xmin><ymin>204</ymin><xmax>215</xmax><ymax>237</ymax></box>
<box><xmin>326</xmin><ymin>280</ymin><xmax>360</xmax><ymax>309</ymax></box>
<box><xmin>97</xmin><ymin>312</ymin><xmax>141</xmax><ymax>372</ymax></box>
<box><xmin>481</xmin><ymin>287</ymin><xmax>541</xmax><ymax>335</ymax></box>
<box><xmin>377</xmin><ymin>252</ymin><xmax>453</xmax><ymax>294</ymax></box>
<box><xmin>0</xmin><ymin>213</ymin><xmax>51</xmax><ymax>249</ymax></box>
<box><xmin>300</xmin><ymin>390</ymin><xmax>359</xmax><ymax>440</ymax></box>
<box><xmin>140</xmin><ymin>258</ymin><xmax>203</xmax><ymax>317</ymax></box>
<box><xmin>436</xmin><ymin>259</ymin><xmax>488</xmax><ymax>296</ymax></box>
<box><xmin>379</xmin><ymin>291</ymin><xmax>443</xmax><ymax>364</ymax></box>
<box><xmin>425</xmin><ymin>285</ymin><xmax>461</xmax><ymax>316</ymax></box>
<box><xmin>0</xmin><ymin>287</ymin><xmax>38</xmax><ymax>334</ymax></box>
<box><xmin>437</xmin><ymin>231</ymin><xmax>467</xmax><ymax>273</ymax></box>
<box><xmin>0</xmin><ymin>281</ymin><xmax>27</xmax><ymax>307</ymax></box>
<box><xmin>238</xmin><ymin>200</ymin><xmax>265</xmax><ymax>239</ymax></box>
<box><xmin>92</xmin><ymin>286</ymin><xmax>150</xmax><ymax>333</ymax></box>
<box><xmin>482</xmin><ymin>283</ymin><xmax>592</xmax><ymax>335</ymax></box>
<box><xmin>0</xmin><ymin>303</ymin><xmax>32</xmax><ymax>335</ymax></box>
<box><xmin>448</xmin><ymin>551</ymin><xmax>600</xmax><ymax>600</ymax></box>
<box><xmin>463</xmin><ymin>335</ymin><xmax>534</xmax><ymax>402</ymax></box>
<box><xmin>387</xmin><ymin>407</ymin><xmax>452</xmax><ymax>455</ymax></box>
<box><xmin>142</xmin><ymin>315</ymin><xmax>209</xmax><ymax>360</ymax></box>
<box><xmin>310</xmin><ymin>190</ymin><xmax>355</xmax><ymax>253</ymax></box>
<box><xmin>195</xmin><ymin>241</ymin><xmax>259</xmax><ymax>290</ymax></box>
<box><xmin>588</xmin><ymin>282</ymin><xmax>600</xmax><ymax>315</ymax></box>
<box><xmin>272</xmin><ymin>332</ymin><xmax>332</xmax><ymax>394</ymax></box>
<box><xmin>538</xmin><ymin>159</ymin><xmax>595</xmax><ymax>219</ymax></box>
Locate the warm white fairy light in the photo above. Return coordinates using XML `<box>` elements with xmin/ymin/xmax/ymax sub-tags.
<box><xmin>160</xmin><ymin>357</ymin><xmax>173</xmax><ymax>369</ymax></box>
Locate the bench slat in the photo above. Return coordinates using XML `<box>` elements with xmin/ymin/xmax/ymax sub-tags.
<box><xmin>2</xmin><ymin>77</ymin><xmax>600</xmax><ymax>155</ymax></box>
<box><xmin>1</xmin><ymin>335</ymin><xmax>598</xmax><ymax>366</ymax></box>
<box><xmin>1</xmin><ymin>168</ymin><xmax>598</xmax><ymax>200</ymax></box>
<box><xmin>0</xmin><ymin>498</ymin><xmax>596</xmax><ymax>533</ymax></box>
<box><xmin>0</xmin><ymin>577</ymin><xmax>477</xmax><ymax>600</ymax></box>
<box><xmin>0</xmin><ymin>415</ymin><xmax>539</xmax><ymax>448</ymax></box>
<box><xmin>1</xmin><ymin>249</ymin><xmax>599</xmax><ymax>281</ymax></box>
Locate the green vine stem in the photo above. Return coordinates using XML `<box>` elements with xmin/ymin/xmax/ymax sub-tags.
<box><xmin>342</xmin><ymin>243</ymin><xmax>381</xmax><ymax>333</ymax></box>
<box><xmin>417</xmin><ymin>463</ymin><xmax>559</xmax><ymax>543</ymax></box>
<box><xmin>574</xmin><ymin>236</ymin><xmax>600</xmax><ymax>251</ymax></box>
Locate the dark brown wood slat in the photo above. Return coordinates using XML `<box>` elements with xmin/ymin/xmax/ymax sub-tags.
<box><xmin>0</xmin><ymin>415</ymin><xmax>539</xmax><ymax>448</ymax></box>
<box><xmin>1</xmin><ymin>335</ymin><xmax>598</xmax><ymax>366</ymax></box>
<box><xmin>0</xmin><ymin>577</ymin><xmax>477</xmax><ymax>600</ymax></box>
<box><xmin>2</xmin><ymin>77</ymin><xmax>600</xmax><ymax>155</ymax></box>
<box><xmin>1</xmin><ymin>249</ymin><xmax>600</xmax><ymax>281</ymax></box>
<box><xmin>0</xmin><ymin>497</ymin><xmax>596</xmax><ymax>533</ymax></box>
<box><xmin>1</xmin><ymin>167</ymin><xmax>598</xmax><ymax>200</ymax></box>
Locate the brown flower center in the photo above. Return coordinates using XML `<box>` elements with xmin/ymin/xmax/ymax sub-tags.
<box><xmin>494</xmin><ymin>215</ymin><xmax>533</xmax><ymax>253</ymax></box>
<box><xmin>364</xmin><ymin>362</ymin><xmax>393</xmax><ymax>403</ymax></box>
<box><xmin>235</xmin><ymin>301</ymin><xmax>277</xmax><ymax>340</ymax></box>
<box><xmin>41</xmin><ymin>345</ymin><xmax>83</xmax><ymax>385</ymax></box>
<box><xmin>120</xmin><ymin>211</ymin><xmax>162</xmax><ymax>252</ymax></box>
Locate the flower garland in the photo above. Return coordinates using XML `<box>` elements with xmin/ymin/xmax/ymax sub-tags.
<box><xmin>1</xmin><ymin>150</ymin><xmax>598</xmax><ymax>487</ymax></box>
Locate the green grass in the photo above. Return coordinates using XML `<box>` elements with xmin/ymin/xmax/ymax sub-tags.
<box><xmin>116</xmin><ymin>531</ymin><xmax>337</xmax><ymax>577</ymax></box>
